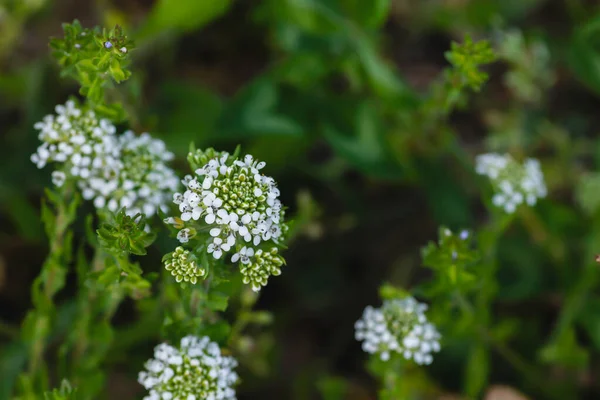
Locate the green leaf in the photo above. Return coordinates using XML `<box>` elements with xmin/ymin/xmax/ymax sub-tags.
<box><xmin>539</xmin><ymin>328</ymin><xmax>589</xmax><ymax>369</ymax></box>
<box><xmin>218</xmin><ymin>79</ymin><xmax>304</xmax><ymax>138</ymax></box>
<box><xmin>323</xmin><ymin>101</ymin><xmax>403</xmax><ymax>178</ymax></box>
<box><xmin>206</xmin><ymin>291</ymin><xmax>229</xmax><ymax>312</ymax></box>
<box><xmin>40</xmin><ymin>199</ymin><xmax>56</xmax><ymax>239</ymax></box>
<box><xmin>568</xmin><ymin>15</ymin><xmax>600</xmax><ymax>96</ymax></box>
<box><xmin>138</xmin><ymin>0</ymin><xmax>233</xmax><ymax>38</ymax></box>
<box><xmin>341</xmin><ymin>0</ymin><xmax>391</xmax><ymax>28</ymax></box>
<box><xmin>95</xmin><ymin>265</ymin><xmax>120</xmax><ymax>286</ymax></box>
<box><xmin>355</xmin><ymin>36</ymin><xmax>413</xmax><ymax>100</ymax></box>
<box><xmin>579</xmin><ymin>296</ymin><xmax>600</xmax><ymax>351</ymax></box>
<box><xmin>575</xmin><ymin>172</ymin><xmax>600</xmax><ymax>215</ymax></box>
<box><xmin>277</xmin><ymin>0</ymin><xmax>342</xmax><ymax>35</ymax></box>
<box><xmin>464</xmin><ymin>343</ymin><xmax>489</xmax><ymax>397</ymax></box>
<box><xmin>317</xmin><ymin>376</ymin><xmax>348</xmax><ymax>400</ymax></box>
<box><xmin>154</xmin><ymin>80</ymin><xmax>223</xmax><ymax>156</ymax></box>
<box><xmin>43</xmin><ymin>379</ymin><xmax>77</xmax><ymax>400</ymax></box>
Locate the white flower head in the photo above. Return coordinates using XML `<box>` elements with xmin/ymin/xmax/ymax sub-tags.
<box><xmin>355</xmin><ymin>297</ymin><xmax>441</xmax><ymax>365</ymax></box>
<box><xmin>31</xmin><ymin>99</ymin><xmax>118</xmax><ymax>185</ymax></box>
<box><xmin>138</xmin><ymin>335</ymin><xmax>238</xmax><ymax>400</ymax></box>
<box><xmin>475</xmin><ymin>153</ymin><xmax>547</xmax><ymax>214</ymax></box>
<box><xmin>78</xmin><ymin>130</ymin><xmax>179</xmax><ymax>218</ymax></box>
<box><xmin>171</xmin><ymin>152</ymin><xmax>288</xmax><ymax>272</ymax></box>
<box><xmin>32</xmin><ymin>102</ymin><xmax>178</xmax><ymax>219</ymax></box>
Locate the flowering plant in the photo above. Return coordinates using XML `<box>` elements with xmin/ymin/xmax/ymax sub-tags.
<box><xmin>6</xmin><ymin>2</ymin><xmax>600</xmax><ymax>399</ymax></box>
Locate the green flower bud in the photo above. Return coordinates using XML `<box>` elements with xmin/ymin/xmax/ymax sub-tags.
<box><xmin>163</xmin><ymin>247</ymin><xmax>206</xmax><ymax>284</ymax></box>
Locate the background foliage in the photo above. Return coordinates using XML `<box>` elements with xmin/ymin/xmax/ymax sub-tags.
<box><xmin>2</xmin><ymin>0</ymin><xmax>600</xmax><ymax>398</ymax></box>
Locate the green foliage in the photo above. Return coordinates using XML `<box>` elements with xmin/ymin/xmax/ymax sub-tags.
<box><xmin>445</xmin><ymin>35</ymin><xmax>496</xmax><ymax>92</ymax></box>
<box><xmin>6</xmin><ymin>1</ymin><xmax>600</xmax><ymax>399</ymax></box>
<box><xmin>138</xmin><ymin>0</ymin><xmax>233</xmax><ymax>38</ymax></box>
<box><xmin>569</xmin><ymin>14</ymin><xmax>600</xmax><ymax>96</ymax></box>
<box><xmin>50</xmin><ymin>20</ymin><xmax>134</xmax><ymax>120</ymax></box>
<box><xmin>97</xmin><ymin>210</ymin><xmax>156</xmax><ymax>257</ymax></box>
<box><xmin>43</xmin><ymin>380</ymin><xmax>77</xmax><ymax>400</ymax></box>
<box><xmin>421</xmin><ymin>227</ymin><xmax>480</xmax><ymax>292</ymax></box>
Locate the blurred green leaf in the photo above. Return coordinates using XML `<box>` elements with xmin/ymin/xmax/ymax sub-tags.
<box><xmin>154</xmin><ymin>80</ymin><xmax>223</xmax><ymax>156</ymax></box>
<box><xmin>317</xmin><ymin>376</ymin><xmax>348</xmax><ymax>400</ymax></box>
<box><xmin>138</xmin><ymin>0</ymin><xmax>232</xmax><ymax>38</ymax></box>
<box><xmin>578</xmin><ymin>296</ymin><xmax>600</xmax><ymax>351</ymax></box>
<box><xmin>355</xmin><ymin>36</ymin><xmax>413</xmax><ymax>100</ymax></box>
<box><xmin>218</xmin><ymin>79</ymin><xmax>304</xmax><ymax>138</ymax></box>
<box><xmin>277</xmin><ymin>0</ymin><xmax>342</xmax><ymax>35</ymax></box>
<box><xmin>569</xmin><ymin>15</ymin><xmax>600</xmax><ymax>95</ymax></box>
<box><xmin>575</xmin><ymin>172</ymin><xmax>600</xmax><ymax>215</ymax></box>
<box><xmin>323</xmin><ymin>101</ymin><xmax>403</xmax><ymax>178</ymax></box>
<box><xmin>464</xmin><ymin>343</ymin><xmax>488</xmax><ymax>397</ymax></box>
<box><xmin>206</xmin><ymin>291</ymin><xmax>229</xmax><ymax>312</ymax></box>
<box><xmin>539</xmin><ymin>328</ymin><xmax>589</xmax><ymax>369</ymax></box>
<box><xmin>341</xmin><ymin>0</ymin><xmax>390</xmax><ymax>29</ymax></box>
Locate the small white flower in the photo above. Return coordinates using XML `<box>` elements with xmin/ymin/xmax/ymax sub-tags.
<box><xmin>231</xmin><ymin>246</ymin><xmax>254</xmax><ymax>264</ymax></box>
<box><xmin>51</xmin><ymin>171</ymin><xmax>66</xmax><ymax>187</ymax></box>
<box><xmin>177</xmin><ymin>228</ymin><xmax>191</xmax><ymax>244</ymax></box>
<box><xmin>208</xmin><ymin>238</ymin><xmax>225</xmax><ymax>259</ymax></box>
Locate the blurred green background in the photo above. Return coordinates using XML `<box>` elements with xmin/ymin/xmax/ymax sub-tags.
<box><xmin>4</xmin><ymin>0</ymin><xmax>600</xmax><ymax>398</ymax></box>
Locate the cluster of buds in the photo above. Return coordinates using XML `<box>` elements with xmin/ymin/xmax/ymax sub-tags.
<box><xmin>31</xmin><ymin>100</ymin><xmax>178</xmax><ymax>218</ymax></box>
<box><xmin>355</xmin><ymin>297</ymin><xmax>441</xmax><ymax>365</ymax></box>
<box><xmin>163</xmin><ymin>247</ymin><xmax>206</xmax><ymax>285</ymax></box>
<box><xmin>138</xmin><ymin>335</ymin><xmax>238</xmax><ymax>400</ymax></box>
<box><xmin>165</xmin><ymin>149</ymin><xmax>288</xmax><ymax>291</ymax></box>
<box><xmin>475</xmin><ymin>153</ymin><xmax>547</xmax><ymax>213</ymax></box>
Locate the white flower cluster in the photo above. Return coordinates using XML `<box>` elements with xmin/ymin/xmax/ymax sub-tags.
<box><xmin>31</xmin><ymin>100</ymin><xmax>118</xmax><ymax>177</ymax></box>
<box><xmin>79</xmin><ymin>130</ymin><xmax>179</xmax><ymax>217</ymax></box>
<box><xmin>355</xmin><ymin>297</ymin><xmax>441</xmax><ymax>365</ymax></box>
<box><xmin>475</xmin><ymin>153</ymin><xmax>547</xmax><ymax>213</ymax></box>
<box><xmin>167</xmin><ymin>152</ymin><xmax>287</xmax><ymax>291</ymax></box>
<box><xmin>138</xmin><ymin>335</ymin><xmax>238</xmax><ymax>400</ymax></box>
<box><xmin>31</xmin><ymin>100</ymin><xmax>178</xmax><ymax>218</ymax></box>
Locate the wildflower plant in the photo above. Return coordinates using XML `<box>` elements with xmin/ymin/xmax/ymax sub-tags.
<box><xmin>11</xmin><ymin>6</ymin><xmax>584</xmax><ymax>400</ymax></box>
<box><xmin>17</xmin><ymin>19</ymin><xmax>290</xmax><ymax>400</ymax></box>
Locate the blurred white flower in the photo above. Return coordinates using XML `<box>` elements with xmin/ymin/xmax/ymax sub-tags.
<box><xmin>355</xmin><ymin>297</ymin><xmax>441</xmax><ymax>365</ymax></box>
<box><xmin>475</xmin><ymin>153</ymin><xmax>547</xmax><ymax>214</ymax></box>
<box><xmin>79</xmin><ymin>130</ymin><xmax>179</xmax><ymax>218</ymax></box>
<box><xmin>31</xmin><ymin>100</ymin><xmax>118</xmax><ymax>186</ymax></box>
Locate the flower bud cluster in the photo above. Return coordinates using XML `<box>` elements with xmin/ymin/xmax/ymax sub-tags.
<box><xmin>138</xmin><ymin>335</ymin><xmax>238</xmax><ymax>400</ymax></box>
<box><xmin>475</xmin><ymin>153</ymin><xmax>547</xmax><ymax>213</ymax></box>
<box><xmin>355</xmin><ymin>297</ymin><xmax>441</xmax><ymax>365</ymax></box>
<box><xmin>238</xmin><ymin>247</ymin><xmax>284</xmax><ymax>292</ymax></box>
<box><xmin>163</xmin><ymin>247</ymin><xmax>206</xmax><ymax>284</ymax></box>
<box><xmin>32</xmin><ymin>100</ymin><xmax>178</xmax><ymax>218</ymax></box>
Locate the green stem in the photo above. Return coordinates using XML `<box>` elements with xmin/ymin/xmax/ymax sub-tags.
<box><xmin>24</xmin><ymin>188</ymin><xmax>75</xmax><ymax>387</ymax></box>
<box><xmin>455</xmin><ymin>292</ymin><xmax>560</xmax><ymax>399</ymax></box>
